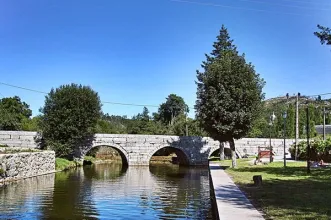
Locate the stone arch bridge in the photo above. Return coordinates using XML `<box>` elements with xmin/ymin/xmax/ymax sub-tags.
<box><xmin>77</xmin><ymin>134</ymin><xmax>220</xmax><ymax>166</ymax></box>
<box><xmin>0</xmin><ymin>131</ymin><xmax>299</xmax><ymax>166</ymax></box>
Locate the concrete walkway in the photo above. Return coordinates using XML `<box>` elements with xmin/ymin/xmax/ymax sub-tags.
<box><xmin>209</xmin><ymin>162</ymin><xmax>264</xmax><ymax>220</ymax></box>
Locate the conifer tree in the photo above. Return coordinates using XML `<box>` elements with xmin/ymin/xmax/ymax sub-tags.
<box><xmin>195</xmin><ymin>25</ymin><xmax>265</xmax><ymax>167</ymax></box>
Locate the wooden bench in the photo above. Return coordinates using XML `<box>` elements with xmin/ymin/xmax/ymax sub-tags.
<box><xmin>258</xmin><ymin>150</ymin><xmax>275</xmax><ymax>162</ymax></box>
<box><xmin>258</xmin><ymin>150</ymin><xmax>271</xmax><ymax>158</ymax></box>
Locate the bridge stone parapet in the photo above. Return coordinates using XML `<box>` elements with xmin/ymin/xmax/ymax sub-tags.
<box><xmin>0</xmin><ymin>131</ymin><xmax>303</xmax><ymax>166</ymax></box>
<box><xmin>0</xmin><ymin>131</ymin><xmax>38</xmax><ymax>148</ymax></box>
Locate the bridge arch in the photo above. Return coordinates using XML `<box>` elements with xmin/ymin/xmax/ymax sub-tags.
<box><xmin>148</xmin><ymin>146</ymin><xmax>190</xmax><ymax>166</ymax></box>
<box><xmin>85</xmin><ymin>144</ymin><xmax>129</xmax><ymax>166</ymax></box>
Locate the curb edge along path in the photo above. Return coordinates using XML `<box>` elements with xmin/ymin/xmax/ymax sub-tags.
<box><xmin>209</xmin><ymin>162</ymin><xmax>264</xmax><ymax>220</ymax></box>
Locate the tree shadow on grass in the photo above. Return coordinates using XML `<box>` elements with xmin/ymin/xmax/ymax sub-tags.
<box><xmin>231</xmin><ymin>167</ymin><xmax>331</xmax><ymax>219</ymax></box>
<box><xmin>232</xmin><ymin>165</ymin><xmax>331</xmax><ymax>178</ymax></box>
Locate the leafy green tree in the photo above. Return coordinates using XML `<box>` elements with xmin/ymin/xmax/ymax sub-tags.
<box><xmin>286</xmin><ymin>104</ymin><xmax>295</xmax><ymax>138</ymax></box>
<box><xmin>195</xmin><ymin>25</ymin><xmax>265</xmax><ymax>167</ymax></box>
<box><xmin>158</xmin><ymin>94</ymin><xmax>189</xmax><ymax>125</ymax></box>
<box><xmin>101</xmin><ymin>114</ymin><xmax>129</xmax><ymax>134</ymax></box>
<box><xmin>0</xmin><ymin>96</ymin><xmax>32</xmax><ymax>130</ymax></box>
<box><xmin>187</xmin><ymin>118</ymin><xmax>208</xmax><ymax>136</ymax></box>
<box><xmin>247</xmin><ymin>116</ymin><xmax>269</xmax><ymax>138</ymax></box>
<box><xmin>127</xmin><ymin>107</ymin><xmax>166</xmax><ymax>135</ymax></box>
<box><xmin>22</xmin><ymin>116</ymin><xmax>42</xmax><ymax>131</ymax></box>
<box><xmin>40</xmin><ymin>84</ymin><xmax>102</xmax><ymax>158</ymax></box>
<box><xmin>141</xmin><ymin>107</ymin><xmax>150</xmax><ymax>121</ymax></box>
<box><xmin>170</xmin><ymin>116</ymin><xmax>207</xmax><ymax>137</ymax></box>
<box><xmin>314</xmin><ymin>25</ymin><xmax>331</xmax><ymax>46</ymax></box>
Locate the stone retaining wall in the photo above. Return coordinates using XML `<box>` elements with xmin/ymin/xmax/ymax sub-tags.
<box><xmin>0</xmin><ymin>150</ymin><xmax>55</xmax><ymax>183</ymax></box>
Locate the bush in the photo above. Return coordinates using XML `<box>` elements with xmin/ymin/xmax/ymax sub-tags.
<box><xmin>290</xmin><ymin>138</ymin><xmax>331</xmax><ymax>161</ymax></box>
<box><xmin>40</xmin><ymin>84</ymin><xmax>102</xmax><ymax>158</ymax></box>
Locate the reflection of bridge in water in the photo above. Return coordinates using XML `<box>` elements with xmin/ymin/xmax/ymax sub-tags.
<box><xmin>0</xmin><ymin>164</ymin><xmax>213</xmax><ymax>219</ymax></box>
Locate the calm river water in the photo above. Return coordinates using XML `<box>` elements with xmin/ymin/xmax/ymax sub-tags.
<box><xmin>0</xmin><ymin>163</ymin><xmax>213</xmax><ymax>219</ymax></box>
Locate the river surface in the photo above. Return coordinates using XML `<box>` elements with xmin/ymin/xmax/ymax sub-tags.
<box><xmin>0</xmin><ymin>164</ymin><xmax>213</xmax><ymax>219</ymax></box>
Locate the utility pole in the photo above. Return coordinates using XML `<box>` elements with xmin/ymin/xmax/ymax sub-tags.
<box><xmin>283</xmin><ymin>93</ymin><xmax>289</xmax><ymax>168</ymax></box>
<box><xmin>323</xmin><ymin>106</ymin><xmax>326</xmax><ymax>141</ymax></box>
<box><xmin>283</xmin><ymin>111</ymin><xmax>287</xmax><ymax>168</ymax></box>
<box><xmin>185</xmin><ymin>115</ymin><xmax>188</xmax><ymax>136</ymax></box>
<box><xmin>295</xmin><ymin>93</ymin><xmax>300</xmax><ymax>160</ymax></box>
<box><xmin>306</xmin><ymin>107</ymin><xmax>311</xmax><ymax>174</ymax></box>
<box><xmin>185</xmin><ymin>106</ymin><xmax>188</xmax><ymax>136</ymax></box>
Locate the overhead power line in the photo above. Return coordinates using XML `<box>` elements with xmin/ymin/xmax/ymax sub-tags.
<box><xmin>307</xmin><ymin>92</ymin><xmax>331</xmax><ymax>98</ymax></box>
<box><xmin>0</xmin><ymin>82</ymin><xmax>47</xmax><ymax>94</ymax></box>
<box><xmin>0</xmin><ymin>81</ymin><xmax>195</xmax><ymax>109</ymax></box>
<box><xmin>170</xmin><ymin>0</ymin><xmax>315</xmax><ymax>16</ymax></box>
<box><xmin>277</xmin><ymin>0</ymin><xmax>331</xmax><ymax>7</ymax></box>
<box><xmin>236</xmin><ymin>0</ymin><xmax>331</xmax><ymax>11</ymax></box>
<box><xmin>102</xmin><ymin>101</ymin><xmax>159</xmax><ymax>108</ymax></box>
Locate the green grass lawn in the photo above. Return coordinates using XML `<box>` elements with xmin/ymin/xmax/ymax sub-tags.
<box><xmin>219</xmin><ymin>159</ymin><xmax>331</xmax><ymax>220</ymax></box>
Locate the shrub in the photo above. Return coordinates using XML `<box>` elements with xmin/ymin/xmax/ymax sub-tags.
<box><xmin>290</xmin><ymin>138</ymin><xmax>331</xmax><ymax>161</ymax></box>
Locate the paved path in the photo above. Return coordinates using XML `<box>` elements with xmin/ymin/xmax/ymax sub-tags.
<box><xmin>209</xmin><ymin>162</ymin><xmax>264</xmax><ymax>220</ymax></box>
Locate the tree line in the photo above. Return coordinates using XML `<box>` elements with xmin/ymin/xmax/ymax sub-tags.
<box><xmin>0</xmin><ymin>93</ymin><xmax>205</xmax><ymax>136</ymax></box>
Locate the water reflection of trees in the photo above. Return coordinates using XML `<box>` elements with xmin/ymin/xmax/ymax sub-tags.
<box><xmin>148</xmin><ymin>165</ymin><xmax>213</xmax><ymax>219</ymax></box>
<box><xmin>39</xmin><ymin>169</ymin><xmax>98</xmax><ymax>219</ymax></box>
<box><xmin>39</xmin><ymin>163</ymin><xmax>128</xmax><ymax>219</ymax></box>
<box><xmin>1</xmin><ymin>164</ymin><xmax>211</xmax><ymax>219</ymax></box>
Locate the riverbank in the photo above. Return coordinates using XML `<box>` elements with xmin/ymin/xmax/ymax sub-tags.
<box><xmin>55</xmin><ymin>158</ymin><xmax>78</xmax><ymax>171</ymax></box>
<box><xmin>219</xmin><ymin>159</ymin><xmax>331</xmax><ymax>219</ymax></box>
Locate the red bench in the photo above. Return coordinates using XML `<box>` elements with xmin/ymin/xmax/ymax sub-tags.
<box><xmin>258</xmin><ymin>151</ymin><xmax>272</xmax><ymax>158</ymax></box>
<box><xmin>258</xmin><ymin>150</ymin><xmax>275</xmax><ymax>162</ymax></box>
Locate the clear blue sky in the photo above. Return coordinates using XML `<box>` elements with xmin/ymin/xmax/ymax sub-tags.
<box><xmin>0</xmin><ymin>0</ymin><xmax>330</xmax><ymax>118</ymax></box>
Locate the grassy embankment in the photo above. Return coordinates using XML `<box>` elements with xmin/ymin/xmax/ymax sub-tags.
<box><xmin>219</xmin><ymin>159</ymin><xmax>331</xmax><ymax>219</ymax></box>
<box><xmin>55</xmin><ymin>156</ymin><xmax>107</xmax><ymax>171</ymax></box>
<box><xmin>55</xmin><ymin>158</ymin><xmax>78</xmax><ymax>171</ymax></box>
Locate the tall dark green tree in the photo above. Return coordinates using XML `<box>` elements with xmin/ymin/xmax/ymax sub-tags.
<box><xmin>0</xmin><ymin>96</ymin><xmax>32</xmax><ymax>130</ymax></box>
<box><xmin>40</xmin><ymin>84</ymin><xmax>102</xmax><ymax>158</ymax></box>
<box><xmin>141</xmin><ymin>107</ymin><xmax>150</xmax><ymax>121</ymax></box>
<box><xmin>314</xmin><ymin>25</ymin><xmax>331</xmax><ymax>46</ymax></box>
<box><xmin>158</xmin><ymin>94</ymin><xmax>189</xmax><ymax>125</ymax></box>
<box><xmin>195</xmin><ymin>25</ymin><xmax>265</xmax><ymax>167</ymax></box>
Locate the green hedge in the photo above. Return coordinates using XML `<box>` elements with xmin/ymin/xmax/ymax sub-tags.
<box><xmin>289</xmin><ymin>138</ymin><xmax>331</xmax><ymax>161</ymax></box>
